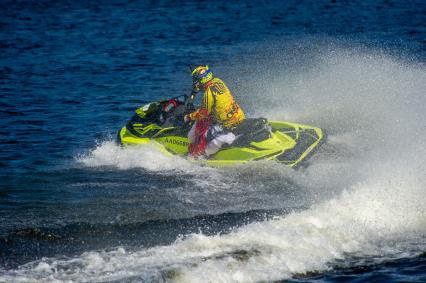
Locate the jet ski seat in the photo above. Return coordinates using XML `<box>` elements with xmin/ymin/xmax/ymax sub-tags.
<box><xmin>231</xmin><ymin>118</ymin><xmax>272</xmax><ymax>146</ymax></box>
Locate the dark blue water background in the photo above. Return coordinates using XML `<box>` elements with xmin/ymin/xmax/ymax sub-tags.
<box><xmin>1</xmin><ymin>0</ymin><xmax>425</xmax><ymax>281</ymax></box>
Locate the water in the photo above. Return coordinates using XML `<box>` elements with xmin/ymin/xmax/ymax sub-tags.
<box><xmin>1</xmin><ymin>0</ymin><xmax>425</xmax><ymax>282</ymax></box>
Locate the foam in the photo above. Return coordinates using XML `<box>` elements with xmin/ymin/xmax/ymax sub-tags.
<box><xmin>77</xmin><ymin>140</ymin><xmax>195</xmax><ymax>172</ymax></box>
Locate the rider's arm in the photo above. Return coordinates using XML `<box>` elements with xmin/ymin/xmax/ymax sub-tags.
<box><xmin>188</xmin><ymin>90</ymin><xmax>214</xmax><ymax>121</ymax></box>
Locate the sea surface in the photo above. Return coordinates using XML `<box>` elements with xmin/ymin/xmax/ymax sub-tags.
<box><xmin>1</xmin><ymin>0</ymin><xmax>425</xmax><ymax>282</ymax></box>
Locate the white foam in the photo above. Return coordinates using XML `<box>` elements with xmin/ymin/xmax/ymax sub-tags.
<box><xmin>77</xmin><ymin>140</ymin><xmax>195</xmax><ymax>172</ymax></box>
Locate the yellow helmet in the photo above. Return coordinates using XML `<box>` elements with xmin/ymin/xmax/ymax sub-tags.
<box><xmin>191</xmin><ymin>65</ymin><xmax>213</xmax><ymax>91</ymax></box>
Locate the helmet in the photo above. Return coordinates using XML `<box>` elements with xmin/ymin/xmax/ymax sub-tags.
<box><xmin>191</xmin><ymin>65</ymin><xmax>213</xmax><ymax>91</ymax></box>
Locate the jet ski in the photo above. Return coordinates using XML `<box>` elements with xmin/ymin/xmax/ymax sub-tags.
<box><xmin>117</xmin><ymin>94</ymin><xmax>325</xmax><ymax>167</ymax></box>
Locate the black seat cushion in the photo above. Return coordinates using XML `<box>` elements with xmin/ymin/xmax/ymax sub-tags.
<box><xmin>232</xmin><ymin>118</ymin><xmax>271</xmax><ymax>146</ymax></box>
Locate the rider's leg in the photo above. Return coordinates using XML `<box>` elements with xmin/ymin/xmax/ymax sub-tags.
<box><xmin>205</xmin><ymin>132</ymin><xmax>236</xmax><ymax>157</ymax></box>
<box><xmin>187</xmin><ymin>122</ymin><xmax>197</xmax><ymax>143</ymax></box>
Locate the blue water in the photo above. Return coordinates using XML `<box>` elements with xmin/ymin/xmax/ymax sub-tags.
<box><xmin>1</xmin><ymin>0</ymin><xmax>425</xmax><ymax>282</ymax></box>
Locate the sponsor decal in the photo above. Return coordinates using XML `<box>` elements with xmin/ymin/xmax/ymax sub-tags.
<box><xmin>211</xmin><ymin>81</ymin><xmax>226</xmax><ymax>95</ymax></box>
<box><xmin>162</xmin><ymin>138</ymin><xmax>189</xmax><ymax>147</ymax></box>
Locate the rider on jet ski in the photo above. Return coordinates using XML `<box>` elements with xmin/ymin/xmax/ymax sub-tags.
<box><xmin>184</xmin><ymin>65</ymin><xmax>245</xmax><ymax>157</ymax></box>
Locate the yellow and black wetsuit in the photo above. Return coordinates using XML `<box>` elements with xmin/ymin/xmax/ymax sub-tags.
<box><xmin>188</xmin><ymin>78</ymin><xmax>245</xmax><ymax>129</ymax></box>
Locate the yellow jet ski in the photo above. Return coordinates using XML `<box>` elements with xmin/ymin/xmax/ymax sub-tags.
<box><xmin>117</xmin><ymin>94</ymin><xmax>325</xmax><ymax>167</ymax></box>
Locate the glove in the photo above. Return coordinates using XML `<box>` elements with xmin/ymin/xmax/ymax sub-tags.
<box><xmin>193</xmin><ymin>82</ymin><xmax>201</xmax><ymax>93</ymax></box>
<box><xmin>184</xmin><ymin>114</ymin><xmax>190</xmax><ymax>123</ymax></box>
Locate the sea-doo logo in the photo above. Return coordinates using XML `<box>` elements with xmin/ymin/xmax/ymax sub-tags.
<box><xmin>162</xmin><ymin>138</ymin><xmax>189</xmax><ymax>147</ymax></box>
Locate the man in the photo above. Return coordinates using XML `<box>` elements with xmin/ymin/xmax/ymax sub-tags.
<box><xmin>184</xmin><ymin>65</ymin><xmax>245</xmax><ymax>157</ymax></box>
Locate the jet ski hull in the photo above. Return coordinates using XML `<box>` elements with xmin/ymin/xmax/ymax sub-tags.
<box><xmin>117</xmin><ymin>118</ymin><xmax>325</xmax><ymax>168</ymax></box>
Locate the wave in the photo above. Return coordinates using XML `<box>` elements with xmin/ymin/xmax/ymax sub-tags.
<box><xmin>1</xmin><ymin>168</ymin><xmax>424</xmax><ymax>282</ymax></box>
